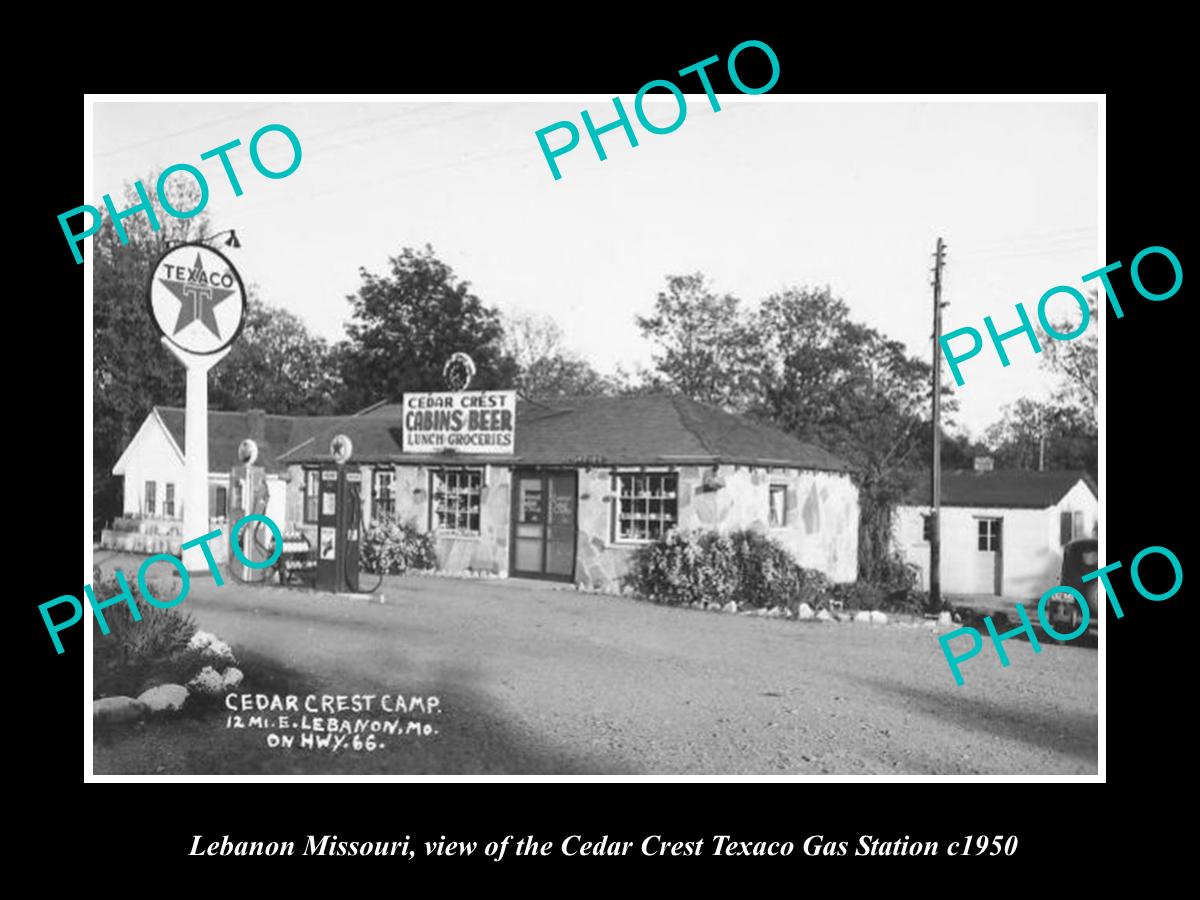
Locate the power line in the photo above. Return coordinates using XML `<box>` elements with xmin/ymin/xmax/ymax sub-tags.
<box><xmin>295</xmin><ymin>104</ymin><xmax>527</xmax><ymax>164</ymax></box>
<box><xmin>963</xmin><ymin>224</ymin><xmax>1096</xmax><ymax>251</ymax></box>
<box><xmin>948</xmin><ymin>241</ymin><xmax>1099</xmax><ymax>266</ymax></box>
<box><xmin>230</xmin><ymin>138</ymin><xmax>537</xmax><ymax>219</ymax></box>
<box><xmin>95</xmin><ymin>103</ymin><xmax>282</xmax><ymax>159</ymax></box>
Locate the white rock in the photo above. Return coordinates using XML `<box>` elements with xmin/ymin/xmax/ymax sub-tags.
<box><xmin>722</xmin><ymin>601</ymin><xmax>738</xmax><ymax>614</ymax></box>
<box><xmin>138</xmin><ymin>684</ymin><xmax>188</xmax><ymax>714</ymax></box>
<box><xmin>870</xmin><ymin>610</ymin><xmax>889</xmax><ymax>625</ymax></box>
<box><xmin>797</xmin><ymin>603</ymin><xmax>816</xmax><ymax>620</ymax></box>
<box><xmin>938</xmin><ymin>610</ymin><xmax>954</xmax><ymax>626</ymax></box>
<box><xmin>765</xmin><ymin>607</ymin><xmax>783</xmax><ymax>618</ymax></box>
<box><xmin>188</xmin><ymin>666</ymin><xmax>225</xmax><ymax>696</ymax></box>
<box><xmin>93</xmin><ymin>696</ymin><xmax>146</xmax><ymax>725</ymax></box>
<box><xmin>187</xmin><ymin>630</ymin><xmax>216</xmax><ymax>651</ymax></box>
<box><xmin>816</xmin><ymin>609</ymin><xmax>833</xmax><ymax>622</ymax></box>
<box><xmin>221</xmin><ymin>667</ymin><xmax>244</xmax><ymax>689</ymax></box>
<box><xmin>922</xmin><ymin>618</ymin><xmax>938</xmax><ymax>629</ymax></box>
<box><xmin>202</xmin><ymin>638</ymin><xmax>236</xmax><ymax>664</ymax></box>
<box><xmin>854</xmin><ymin>610</ymin><xmax>872</xmax><ymax>624</ymax></box>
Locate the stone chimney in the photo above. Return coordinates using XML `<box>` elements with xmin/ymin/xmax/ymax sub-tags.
<box><xmin>973</xmin><ymin>455</ymin><xmax>994</xmax><ymax>472</ymax></box>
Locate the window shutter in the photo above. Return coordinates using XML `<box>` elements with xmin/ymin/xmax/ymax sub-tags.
<box><xmin>1060</xmin><ymin>511</ymin><xmax>1072</xmax><ymax>546</ymax></box>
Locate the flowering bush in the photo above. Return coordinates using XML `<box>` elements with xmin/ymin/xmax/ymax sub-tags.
<box><xmin>360</xmin><ymin>517</ymin><xmax>438</xmax><ymax>575</ymax></box>
<box><xmin>622</xmin><ymin>529</ymin><xmax>833</xmax><ymax>611</ymax></box>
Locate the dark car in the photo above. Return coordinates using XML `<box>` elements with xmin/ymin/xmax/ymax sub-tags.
<box><xmin>1045</xmin><ymin>538</ymin><xmax>1099</xmax><ymax>636</ymax></box>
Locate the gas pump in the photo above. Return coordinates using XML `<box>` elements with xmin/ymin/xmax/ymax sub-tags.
<box><xmin>228</xmin><ymin>438</ymin><xmax>273</xmax><ymax>582</ymax></box>
<box><xmin>314</xmin><ymin>434</ymin><xmax>364</xmax><ymax>593</ymax></box>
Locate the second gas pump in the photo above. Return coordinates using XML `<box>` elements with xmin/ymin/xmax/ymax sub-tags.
<box><xmin>315</xmin><ymin>433</ymin><xmax>364</xmax><ymax>593</ymax></box>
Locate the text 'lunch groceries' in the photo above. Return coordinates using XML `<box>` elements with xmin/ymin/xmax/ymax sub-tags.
<box><xmin>402</xmin><ymin>390</ymin><xmax>515</xmax><ymax>454</ymax></box>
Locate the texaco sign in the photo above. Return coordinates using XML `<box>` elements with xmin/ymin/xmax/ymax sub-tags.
<box><xmin>146</xmin><ymin>243</ymin><xmax>247</xmax><ymax>355</ymax></box>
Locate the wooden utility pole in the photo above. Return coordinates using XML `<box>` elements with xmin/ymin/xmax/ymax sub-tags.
<box><xmin>1038</xmin><ymin>406</ymin><xmax>1046</xmax><ymax>471</ymax></box>
<box><xmin>930</xmin><ymin>237</ymin><xmax>947</xmax><ymax>611</ymax></box>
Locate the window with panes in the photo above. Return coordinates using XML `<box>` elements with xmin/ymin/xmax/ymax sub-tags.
<box><xmin>431</xmin><ymin>468</ymin><xmax>482</xmax><ymax>535</ymax></box>
<box><xmin>977</xmin><ymin>518</ymin><xmax>1001</xmax><ymax>551</ymax></box>
<box><xmin>616</xmin><ymin>472</ymin><xmax>678</xmax><ymax>541</ymax></box>
<box><xmin>373</xmin><ymin>468</ymin><xmax>395</xmax><ymax>521</ymax></box>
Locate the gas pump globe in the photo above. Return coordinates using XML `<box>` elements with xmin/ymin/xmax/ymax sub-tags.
<box><xmin>314</xmin><ymin>434</ymin><xmax>364</xmax><ymax>593</ymax></box>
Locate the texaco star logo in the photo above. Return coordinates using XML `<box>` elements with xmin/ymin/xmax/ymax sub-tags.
<box><xmin>146</xmin><ymin>243</ymin><xmax>247</xmax><ymax>355</ymax></box>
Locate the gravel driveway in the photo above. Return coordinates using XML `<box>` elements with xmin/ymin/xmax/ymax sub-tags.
<box><xmin>93</xmin><ymin>570</ymin><xmax>1098</xmax><ymax>775</ymax></box>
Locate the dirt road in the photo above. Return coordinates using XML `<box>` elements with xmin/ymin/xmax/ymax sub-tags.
<box><xmin>93</xmin><ymin>572</ymin><xmax>1098</xmax><ymax>775</ymax></box>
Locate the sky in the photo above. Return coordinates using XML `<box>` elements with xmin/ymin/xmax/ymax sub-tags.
<box><xmin>92</xmin><ymin>98</ymin><xmax>1098</xmax><ymax>437</ymax></box>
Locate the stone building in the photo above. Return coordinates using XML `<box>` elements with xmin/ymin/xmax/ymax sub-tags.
<box><xmin>106</xmin><ymin>395</ymin><xmax>860</xmax><ymax>589</ymax></box>
<box><xmin>276</xmin><ymin>395</ymin><xmax>859</xmax><ymax>589</ymax></box>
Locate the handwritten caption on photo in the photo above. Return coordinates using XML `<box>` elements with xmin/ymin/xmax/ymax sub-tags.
<box><xmin>224</xmin><ymin>693</ymin><xmax>441</xmax><ymax>752</ymax></box>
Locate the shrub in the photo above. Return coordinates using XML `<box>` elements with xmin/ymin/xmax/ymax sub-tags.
<box><xmin>360</xmin><ymin>517</ymin><xmax>438</xmax><ymax>575</ymax></box>
<box><xmin>882</xmin><ymin>587</ymin><xmax>943</xmax><ymax>615</ymax></box>
<box><xmin>828</xmin><ymin>581</ymin><xmax>885</xmax><ymax>612</ymax></box>
<box><xmin>622</xmin><ymin>528</ymin><xmax>832</xmax><ymax>612</ymax></box>
<box><xmin>875</xmin><ymin>549</ymin><xmax>920</xmax><ymax>594</ymax></box>
<box><xmin>91</xmin><ymin>566</ymin><xmax>202</xmax><ymax>698</ymax></box>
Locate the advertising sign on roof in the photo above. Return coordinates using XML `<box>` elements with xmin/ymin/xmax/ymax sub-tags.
<box><xmin>403</xmin><ymin>390</ymin><xmax>516</xmax><ymax>455</ymax></box>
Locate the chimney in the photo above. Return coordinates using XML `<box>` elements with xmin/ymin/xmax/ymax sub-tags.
<box><xmin>973</xmin><ymin>456</ymin><xmax>994</xmax><ymax>473</ymax></box>
<box><xmin>247</xmin><ymin>409</ymin><xmax>267</xmax><ymax>445</ymax></box>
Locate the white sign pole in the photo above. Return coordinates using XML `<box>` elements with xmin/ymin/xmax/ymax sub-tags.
<box><xmin>146</xmin><ymin>241</ymin><xmax>246</xmax><ymax>575</ymax></box>
<box><xmin>164</xmin><ymin>339</ymin><xmax>232</xmax><ymax>572</ymax></box>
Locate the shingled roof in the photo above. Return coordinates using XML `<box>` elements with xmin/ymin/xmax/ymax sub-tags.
<box><xmin>153</xmin><ymin>407</ymin><xmax>345</xmax><ymax>474</ymax></box>
<box><xmin>275</xmin><ymin>395</ymin><xmax>851</xmax><ymax>472</ymax></box>
<box><xmin>901</xmin><ymin>469</ymin><xmax>1096</xmax><ymax>509</ymax></box>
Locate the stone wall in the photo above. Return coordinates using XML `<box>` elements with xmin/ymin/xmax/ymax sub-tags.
<box><xmin>575</xmin><ymin>465</ymin><xmax>859</xmax><ymax>590</ymax></box>
<box><xmin>392</xmin><ymin>464</ymin><xmax>512</xmax><ymax>574</ymax></box>
<box><xmin>282</xmin><ymin>462</ymin><xmax>860</xmax><ymax>589</ymax></box>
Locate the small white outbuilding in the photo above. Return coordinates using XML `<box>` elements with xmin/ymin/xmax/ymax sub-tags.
<box><xmin>894</xmin><ymin>467</ymin><xmax>1097</xmax><ymax>600</ymax></box>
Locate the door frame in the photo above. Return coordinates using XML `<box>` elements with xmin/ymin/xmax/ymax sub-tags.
<box><xmin>973</xmin><ymin>514</ymin><xmax>1004</xmax><ymax>596</ymax></box>
<box><xmin>509</xmin><ymin>468</ymin><xmax>578</xmax><ymax>582</ymax></box>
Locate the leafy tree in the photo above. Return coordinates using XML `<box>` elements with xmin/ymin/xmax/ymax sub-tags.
<box><xmin>210</xmin><ymin>299</ymin><xmax>341</xmax><ymax>415</ymax></box>
<box><xmin>336</xmin><ymin>245</ymin><xmax>518</xmax><ymax>408</ymax></box>
<box><xmin>748</xmin><ymin>287</ymin><xmax>955</xmax><ymax>584</ymax></box>
<box><xmin>979</xmin><ymin>289</ymin><xmax>1097</xmax><ymax>479</ymax></box>
<box><xmin>635</xmin><ymin>273</ymin><xmax>755</xmax><ymax>409</ymax></box>
<box><xmin>607</xmin><ymin>363</ymin><xmax>668</xmax><ymax>396</ymax></box>
<box><xmin>92</xmin><ymin>173</ymin><xmax>341</xmax><ymax>534</ymax></box>
<box><xmin>500</xmin><ymin>311</ymin><xmax>613</xmax><ymax>398</ymax></box>
<box><xmin>1041</xmin><ymin>288</ymin><xmax>1098</xmax><ymax>417</ymax></box>
<box><xmin>983</xmin><ymin>398</ymin><xmax>1097</xmax><ymax>478</ymax></box>
<box><xmin>938</xmin><ymin>429</ymin><xmax>994</xmax><ymax>471</ymax></box>
<box><xmin>93</xmin><ymin>176</ymin><xmax>208</xmax><ymax>535</ymax></box>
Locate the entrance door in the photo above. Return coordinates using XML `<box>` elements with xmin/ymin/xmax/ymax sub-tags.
<box><xmin>973</xmin><ymin>517</ymin><xmax>1003</xmax><ymax>595</ymax></box>
<box><xmin>511</xmin><ymin>470</ymin><xmax>577</xmax><ymax>580</ymax></box>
